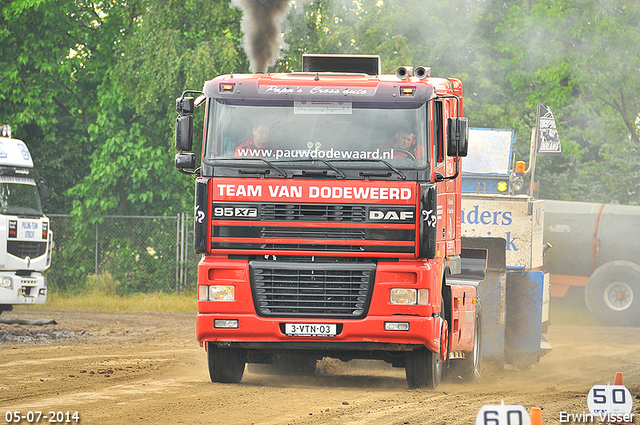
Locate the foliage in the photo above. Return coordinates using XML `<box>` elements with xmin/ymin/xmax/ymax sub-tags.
<box><xmin>484</xmin><ymin>0</ymin><xmax>640</xmax><ymax>203</ymax></box>
<box><xmin>0</xmin><ymin>0</ymin><xmax>151</xmax><ymax>212</ymax></box>
<box><xmin>4</xmin><ymin>0</ymin><xmax>640</xmax><ymax>294</ymax></box>
<box><xmin>277</xmin><ymin>0</ymin><xmax>640</xmax><ymax>204</ymax></box>
<box><xmin>68</xmin><ymin>0</ymin><xmax>247</xmax><ymax>227</ymax></box>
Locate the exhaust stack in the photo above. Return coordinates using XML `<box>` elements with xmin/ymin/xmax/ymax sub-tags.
<box><xmin>395</xmin><ymin>66</ymin><xmax>413</xmax><ymax>80</ymax></box>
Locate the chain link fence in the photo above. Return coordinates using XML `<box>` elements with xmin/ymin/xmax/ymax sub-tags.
<box><xmin>46</xmin><ymin>214</ymin><xmax>198</xmax><ymax>294</ymax></box>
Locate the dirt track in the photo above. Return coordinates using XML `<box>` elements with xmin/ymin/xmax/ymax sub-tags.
<box><xmin>2</xmin><ymin>299</ymin><xmax>640</xmax><ymax>425</ymax></box>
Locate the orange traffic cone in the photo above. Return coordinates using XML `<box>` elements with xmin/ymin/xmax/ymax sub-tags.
<box><xmin>613</xmin><ymin>372</ymin><xmax>623</xmax><ymax>385</ymax></box>
<box><xmin>530</xmin><ymin>407</ymin><xmax>542</xmax><ymax>425</ymax></box>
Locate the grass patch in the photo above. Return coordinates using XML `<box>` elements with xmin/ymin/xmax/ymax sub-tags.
<box><xmin>16</xmin><ymin>291</ymin><xmax>197</xmax><ymax>313</ymax></box>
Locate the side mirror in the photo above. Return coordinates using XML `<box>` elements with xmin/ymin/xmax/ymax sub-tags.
<box><xmin>175</xmin><ymin>152</ymin><xmax>196</xmax><ymax>170</ymax></box>
<box><xmin>447</xmin><ymin>117</ymin><xmax>469</xmax><ymax>157</ymax></box>
<box><xmin>176</xmin><ymin>97</ymin><xmax>195</xmax><ymax>115</ymax></box>
<box><xmin>175</xmin><ymin>115</ymin><xmax>193</xmax><ymax>152</ymax></box>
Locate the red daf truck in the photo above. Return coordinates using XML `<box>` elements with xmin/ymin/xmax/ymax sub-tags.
<box><xmin>174</xmin><ymin>55</ymin><xmax>484</xmax><ymax>389</ymax></box>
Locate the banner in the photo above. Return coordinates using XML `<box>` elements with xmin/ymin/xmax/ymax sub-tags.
<box><xmin>536</xmin><ymin>102</ymin><xmax>562</xmax><ymax>156</ymax></box>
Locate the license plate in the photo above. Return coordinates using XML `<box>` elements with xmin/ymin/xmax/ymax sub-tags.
<box><xmin>284</xmin><ymin>323</ymin><xmax>337</xmax><ymax>337</ymax></box>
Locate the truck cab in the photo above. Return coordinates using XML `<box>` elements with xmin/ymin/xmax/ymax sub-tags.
<box><xmin>175</xmin><ymin>55</ymin><xmax>486</xmax><ymax>389</ymax></box>
<box><xmin>0</xmin><ymin>125</ymin><xmax>53</xmax><ymax>314</ymax></box>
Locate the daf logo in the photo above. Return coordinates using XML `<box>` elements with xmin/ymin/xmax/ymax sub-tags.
<box><xmin>369</xmin><ymin>210</ymin><xmax>414</xmax><ymax>221</ymax></box>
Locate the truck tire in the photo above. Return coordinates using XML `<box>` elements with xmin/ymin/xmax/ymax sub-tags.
<box><xmin>405</xmin><ymin>347</ymin><xmax>442</xmax><ymax>389</ymax></box>
<box><xmin>405</xmin><ymin>305</ymin><xmax>446</xmax><ymax>389</ymax></box>
<box><xmin>207</xmin><ymin>343</ymin><xmax>246</xmax><ymax>383</ymax></box>
<box><xmin>459</xmin><ymin>299</ymin><xmax>483</xmax><ymax>382</ymax></box>
<box><xmin>584</xmin><ymin>261</ymin><xmax>640</xmax><ymax>327</ymax></box>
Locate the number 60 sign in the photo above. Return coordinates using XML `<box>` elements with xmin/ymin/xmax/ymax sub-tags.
<box><xmin>475</xmin><ymin>403</ymin><xmax>531</xmax><ymax>425</ymax></box>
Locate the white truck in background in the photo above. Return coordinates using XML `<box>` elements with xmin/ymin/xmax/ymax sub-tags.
<box><xmin>0</xmin><ymin>124</ymin><xmax>53</xmax><ymax>314</ymax></box>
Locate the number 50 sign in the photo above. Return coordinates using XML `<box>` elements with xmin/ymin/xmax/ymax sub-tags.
<box><xmin>587</xmin><ymin>385</ymin><xmax>633</xmax><ymax>416</ymax></box>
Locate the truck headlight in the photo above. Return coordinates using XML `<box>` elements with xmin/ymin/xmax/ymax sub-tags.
<box><xmin>391</xmin><ymin>288</ymin><xmax>416</xmax><ymax>304</ymax></box>
<box><xmin>390</xmin><ymin>288</ymin><xmax>429</xmax><ymax>305</ymax></box>
<box><xmin>198</xmin><ymin>285</ymin><xmax>235</xmax><ymax>301</ymax></box>
<box><xmin>0</xmin><ymin>277</ymin><xmax>12</xmax><ymax>289</ymax></box>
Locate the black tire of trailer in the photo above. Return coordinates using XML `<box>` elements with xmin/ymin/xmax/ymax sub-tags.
<box><xmin>455</xmin><ymin>297</ymin><xmax>483</xmax><ymax>383</ymax></box>
<box><xmin>207</xmin><ymin>344</ymin><xmax>246</xmax><ymax>383</ymax></box>
<box><xmin>584</xmin><ymin>261</ymin><xmax>640</xmax><ymax>327</ymax></box>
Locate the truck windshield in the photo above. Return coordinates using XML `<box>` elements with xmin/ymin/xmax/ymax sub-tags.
<box><xmin>205</xmin><ymin>100</ymin><xmax>428</xmax><ymax>167</ymax></box>
<box><xmin>0</xmin><ymin>177</ymin><xmax>43</xmax><ymax>217</ymax></box>
<box><xmin>462</xmin><ymin>128</ymin><xmax>513</xmax><ymax>175</ymax></box>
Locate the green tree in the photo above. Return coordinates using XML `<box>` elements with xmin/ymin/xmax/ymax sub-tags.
<box><xmin>0</xmin><ymin>0</ymin><xmax>145</xmax><ymax>212</ymax></box>
<box><xmin>68</xmin><ymin>0</ymin><xmax>247</xmax><ymax>226</ymax></box>
<box><xmin>484</xmin><ymin>0</ymin><xmax>640</xmax><ymax>203</ymax></box>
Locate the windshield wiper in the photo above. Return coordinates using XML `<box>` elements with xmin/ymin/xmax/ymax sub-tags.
<box><xmin>356</xmin><ymin>160</ymin><xmax>407</xmax><ymax>180</ymax></box>
<box><xmin>236</xmin><ymin>158</ymin><xmax>288</xmax><ymax>178</ymax></box>
<box><xmin>286</xmin><ymin>159</ymin><xmax>346</xmax><ymax>179</ymax></box>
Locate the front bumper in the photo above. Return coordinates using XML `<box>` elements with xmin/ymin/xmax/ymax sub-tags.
<box><xmin>196</xmin><ymin>312</ymin><xmax>442</xmax><ymax>354</ymax></box>
<box><xmin>0</xmin><ymin>273</ymin><xmax>47</xmax><ymax>305</ymax></box>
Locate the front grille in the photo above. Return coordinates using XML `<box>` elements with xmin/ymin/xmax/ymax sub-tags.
<box><xmin>261</xmin><ymin>227</ymin><xmax>366</xmax><ymax>239</ymax></box>
<box><xmin>7</xmin><ymin>241</ymin><xmax>47</xmax><ymax>259</ymax></box>
<box><xmin>261</xmin><ymin>204</ymin><xmax>366</xmax><ymax>222</ymax></box>
<box><xmin>250</xmin><ymin>261</ymin><xmax>375</xmax><ymax>318</ymax></box>
<box><xmin>211</xmin><ymin>201</ymin><xmax>416</xmax><ymax>254</ymax></box>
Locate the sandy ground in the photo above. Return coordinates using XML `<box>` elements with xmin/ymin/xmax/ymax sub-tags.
<box><xmin>1</xmin><ymin>297</ymin><xmax>640</xmax><ymax>425</ymax></box>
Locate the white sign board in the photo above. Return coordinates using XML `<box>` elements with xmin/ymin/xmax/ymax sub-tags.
<box><xmin>462</xmin><ymin>195</ymin><xmax>544</xmax><ymax>269</ymax></box>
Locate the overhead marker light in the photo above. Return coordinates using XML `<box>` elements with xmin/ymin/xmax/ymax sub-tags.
<box><xmin>219</xmin><ymin>83</ymin><xmax>236</xmax><ymax>93</ymax></box>
<box><xmin>400</xmin><ymin>86</ymin><xmax>416</xmax><ymax>96</ymax></box>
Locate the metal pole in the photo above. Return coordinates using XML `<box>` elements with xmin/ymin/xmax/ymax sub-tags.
<box><xmin>184</xmin><ymin>214</ymin><xmax>189</xmax><ymax>290</ymax></box>
<box><xmin>181</xmin><ymin>212</ymin><xmax>187</xmax><ymax>290</ymax></box>
<box><xmin>176</xmin><ymin>213</ymin><xmax>180</xmax><ymax>293</ymax></box>
<box><xmin>95</xmin><ymin>221</ymin><xmax>99</xmax><ymax>284</ymax></box>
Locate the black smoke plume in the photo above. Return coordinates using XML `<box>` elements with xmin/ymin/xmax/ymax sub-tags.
<box><xmin>232</xmin><ymin>0</ymin><xmax>293</xmax><ymax>73</ymax></box>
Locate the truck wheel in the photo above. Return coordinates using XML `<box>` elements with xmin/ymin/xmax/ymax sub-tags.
<box><xmin>585</xmin><ymin>261</ymin><xmax>640</xmax><ymax>327</ymax></box>
<box><xmin>405</xmin><ymin>310</ymin><xmax>446</xmax><ymax>389</ymax></box>
<box><xmin>405</xmin><ymin>347</ymin><xmax>442</xmax><ymax>389</ymax></box>
<box><xmin>459</xmin><ymin>299</ymin><xmax>483</xmax><ymax>382</ymax></box>
<box><xmin>207</xmin><ymin>343</ymin><xmax>246</xmax><ymax>383</ymax></box>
